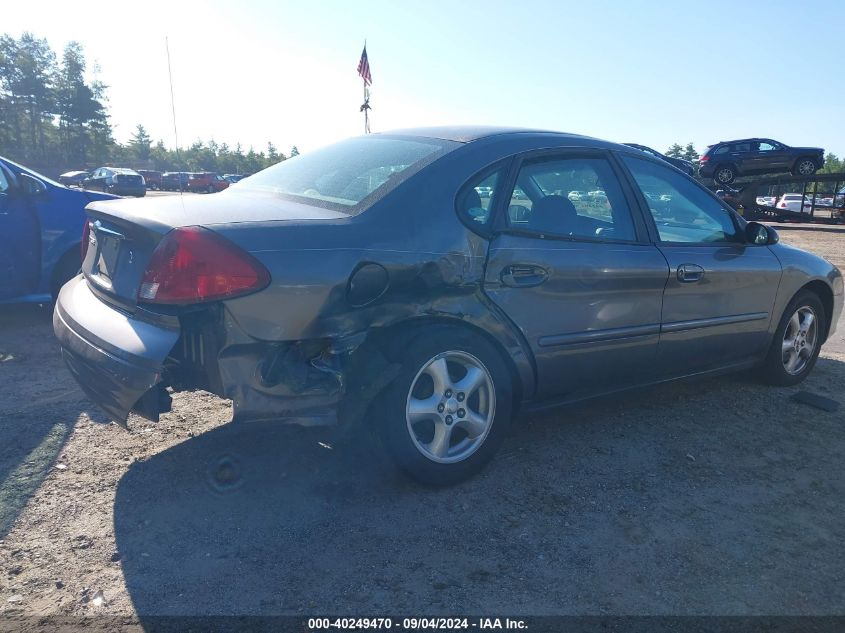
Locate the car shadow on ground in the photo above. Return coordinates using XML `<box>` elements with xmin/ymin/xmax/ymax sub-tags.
<box><xmin>0</xmin><ymin>304</ymin><xmax>109</xmax><ymax>537</ymax></box>
<box><xmin>114</xmin><ymin>356</ymin><xmax>845</xmax><ymax>616</ymax></box>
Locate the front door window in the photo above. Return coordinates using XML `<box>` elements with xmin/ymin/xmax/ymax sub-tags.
<box><xmin>621</xmin><ymin>155</ymin><xmax>740</xmax><ymax>244</ymax></box>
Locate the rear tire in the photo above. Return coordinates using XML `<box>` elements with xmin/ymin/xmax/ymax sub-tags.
<box><xmin>375</xmin><ymin>326</ymin><xmax>513</xmax><ymax>485</ymax></box>
<box><xmin>714</xmin><ymin>165</ymin><xmax>736</xmax><ymax>185</ymax></box>
<box><xmin>761</xmin><ymin>290</ymin><xmax>825</xmax><ymax>386</ymax></box>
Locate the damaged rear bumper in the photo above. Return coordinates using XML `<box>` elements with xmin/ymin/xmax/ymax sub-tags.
<box><xmin>53</xmin><ymin>275</ymin><xmax>180</xmax><ymax>425</ymax></box>
<box><xmin>53</xmin><ymin>277</ymin><xmax>393</xmax><ymax>429</ymax></box>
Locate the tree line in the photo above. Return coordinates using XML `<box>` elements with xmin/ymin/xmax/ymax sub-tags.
<box><xmin>3</xmin><ymin>32</ymin><xmax>842</xmax><ymax>179</ymax></box>
<box><xmin>0</xmin><ymin>32</ymin><xmax>295</xmax><ymax>175</ymax></box>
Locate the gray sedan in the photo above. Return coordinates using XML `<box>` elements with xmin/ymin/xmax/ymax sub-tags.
<box><xmin>53</xmin><ymin>127</ymin><xmax>843</xmax><ymax>484</ymax></box>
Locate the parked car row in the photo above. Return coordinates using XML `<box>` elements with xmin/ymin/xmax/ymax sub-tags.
<box><xmin>755</xmin><ymin>192</ymin><xmax>842</xmax><ymax>210</ymax></box>
<box><xmin>58</xmin><ymin>167</ymin><xmax>243</xmax><ymax>195</ymax></box>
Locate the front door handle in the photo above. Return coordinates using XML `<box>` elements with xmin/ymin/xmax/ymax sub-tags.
<box><xmin>501</xmin><ymin>264</ymin><xmax>548</xmax><ymax>288</ymax></box>
<box><xmin>677</xmin><ymin>263</ymin><xmax>705</xmax><ymax>283</ymax></box>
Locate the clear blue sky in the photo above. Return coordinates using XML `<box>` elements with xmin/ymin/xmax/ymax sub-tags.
<box><xmin>6</xmin><ymin>0</ymin><xmax>844</xmax><ymax>156</ymax></box>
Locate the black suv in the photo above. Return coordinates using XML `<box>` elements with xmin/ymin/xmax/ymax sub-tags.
<box><xmin>699</xmin><ymin>138</ymin><xmax>824</xmax><ymax>185</ymax></box>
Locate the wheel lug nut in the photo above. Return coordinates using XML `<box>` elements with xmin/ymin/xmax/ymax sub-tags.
<box><xmin>437</xmin><ymin>403</ymin><xmax>445</xmax><ymax>413</ymax></box>
<box><xmin>457</xmin><ymin>393</ymin><xmax>465</xmax><ymax>402</ymax></box>
<box><xmin>457</xmin><ymin>409</ymin><xmax>465</xmax><ymax>418</ymax></box>
<box><xmin>445</xmin><ymin>415</ymin><xmax>453</xmax><ymax>425</ymax></box>
<box><xmin>445</xmin><ymin>389</ymin><xmax>453</xmax><ymax>398</ymax></box>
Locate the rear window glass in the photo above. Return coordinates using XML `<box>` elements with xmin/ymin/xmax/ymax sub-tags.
<box><xmin>236</xmin><ymin>136</ymin><xmax>457</xmax><ymax>212</ymax></box>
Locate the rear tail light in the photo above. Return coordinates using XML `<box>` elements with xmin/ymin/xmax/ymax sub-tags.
<box><xmin>699</xmin><ymin>156</ymin><xmax>710</xmax><ymax>163</ymax></box>
<box><xmin>138</xmin><ymin>226</ymin><xmax>270</xmax><ymax>305</ymax></box>
<box><xmin>778</xmin><ymin>202</ymin><xmax>787</xmax><ymax>208</ymax></box>
<box><xmin>81</xmin><ymin>220</ymin><xmax>92</xmax><ymax>261</ymax></box>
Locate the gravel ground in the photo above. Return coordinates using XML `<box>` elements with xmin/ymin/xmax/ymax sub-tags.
<box><xmin>0</xmin><ymin>224</ymin><xmax>843</xmax><ymax>618</ymax></box>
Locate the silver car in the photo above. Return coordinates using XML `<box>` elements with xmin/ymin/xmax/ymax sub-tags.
<box><xmin>53</xmin><ymin>127</ymin><xmax>844</xmax><ymax>484</ymax></box>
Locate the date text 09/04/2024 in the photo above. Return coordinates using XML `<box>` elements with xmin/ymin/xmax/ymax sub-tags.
<box><xmin>307</xmin><ymin>617</ymin><xmax>528</xmax><ymax>630</ymax></box>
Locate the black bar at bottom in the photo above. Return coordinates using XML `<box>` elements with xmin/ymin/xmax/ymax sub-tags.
<box><xmin>2</xmin><ymin>616</ymin><xmax>845</xmax><ymax>633</ymax></box>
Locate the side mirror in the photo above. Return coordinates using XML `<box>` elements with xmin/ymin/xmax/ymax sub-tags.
<box><xmin>19</xmin><ymin>173</ymin><xmax>47</xmax><ymax>196</ymax></box>
<box><xmin>746</xmin><ymin>221</ymin><xmax>779</xmax><ymax>245</ymax></box>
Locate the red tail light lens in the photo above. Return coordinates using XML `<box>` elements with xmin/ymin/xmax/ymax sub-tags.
<box><xmin>138</xmin><ymin>226</ymin><xmax>270</xmax><ymax>304</ymax></box>
<box><xmin>81</xmin><ymin>220</ymin><xmax>92</xmax><ymax>261</ymax></box>
<box><xmin>699</xmin><ymin>156</ymin><xmax>710</xmax><ymax>163</ymax></box>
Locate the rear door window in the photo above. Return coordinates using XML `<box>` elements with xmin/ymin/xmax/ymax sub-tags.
<box><xmin>456</xmin><ymin>166</ymin><xmax>505</xmax><ymax>227</ymax></box>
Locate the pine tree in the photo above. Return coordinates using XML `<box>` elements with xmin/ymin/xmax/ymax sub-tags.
<box><xmin>665</xmin><ymin>143</ymin><xmax>684</xmax><ymax>159</ymax></box>
<box><xmin>267</xmin><ymin>141</ymin><xmax>280</xmax><ymax>165</ymax></box>
<box><xmin>681</xmin><ymin>142</ymin><xmax>699</xmax><ymax>162</ymax></box>
<box><xmin>0</xmin><ymin>33</ymin><xmax>58</xmax><ymax>162</ymax></box>
<box><xmin>128</xmin><ymin>124</ymin><xmax>152</xmax><ymax>161</ymax></box>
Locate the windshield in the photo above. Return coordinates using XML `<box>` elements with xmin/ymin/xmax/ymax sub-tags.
<box><xmin>234</xmin><ymin>135</ymin><xmax>457</xmax><ymax>212</ymax></box>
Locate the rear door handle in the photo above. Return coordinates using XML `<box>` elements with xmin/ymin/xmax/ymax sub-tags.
<box><xmin>501</xmin><ymin>264</ymin><xmax>548</xmax><ymax>288</ymax></box>
<box><xmin>677</xmin><ymin>263</ymin><xmax>705</xmax><ymax>283</ymax></box>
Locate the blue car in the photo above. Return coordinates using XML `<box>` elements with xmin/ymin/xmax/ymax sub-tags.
<box><xmin>0</xmin><ymin>156</ymin><xmax>118</xmax><ymax>303</ymax></box>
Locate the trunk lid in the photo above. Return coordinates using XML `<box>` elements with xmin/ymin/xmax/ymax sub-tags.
<box><xmin>82</xmin><ymin>190</ymin><xmax>348</xmax><ymax>308</ymax></box>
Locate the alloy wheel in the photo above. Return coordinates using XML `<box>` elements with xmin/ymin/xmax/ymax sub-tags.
<box><xmin>782</xmin><ymin>306</ymin><xmax>817</xmax><ymax>375</ymax></box>
<box><xmin>716</xmin><ymin>168</ymin><xmax>734</xmax><ymax>183</ymax></box>
<box><xmin>797</xmin><ymin>160</ymin><xmax>815</xmax><ymax>175</ymax></box>
<box><xmin>405</xmin><ymin>350</ymin><xmax>496</xmax><ymax>464</ymax></box>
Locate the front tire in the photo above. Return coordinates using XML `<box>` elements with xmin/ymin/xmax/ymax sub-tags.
<box><xmin>376</xmin><ymin>326</ymin><xmax>513</xmax><ymax>485</ymax></box>
<box><xmin>793</xmin><ymin>158</ymin><xmax>817</xmax><ymax>177</ymax></box>
<box><xmin>761</xmin><ymin>290</ymin><xmax>825</xmax><ymax>386</ymax></box>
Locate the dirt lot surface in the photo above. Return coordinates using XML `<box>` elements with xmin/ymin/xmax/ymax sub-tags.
<box><xmin>0</xmin><ymin>224</ymin><xmax>843</xmax><ymax>618</ymax></box>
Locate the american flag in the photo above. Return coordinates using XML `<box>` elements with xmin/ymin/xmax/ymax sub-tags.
<box><xmin>357</xmin><ymin>45</ymin><xmax>372</xmax><ymax>86</ymax></box>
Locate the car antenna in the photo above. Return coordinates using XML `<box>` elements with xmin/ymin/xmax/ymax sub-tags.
<box><xmin>165</xmin><ymin>37</ymin><xmax>183</xmax><ymax>199</ymax></box>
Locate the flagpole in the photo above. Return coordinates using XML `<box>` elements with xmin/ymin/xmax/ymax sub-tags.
<box><xmin>363</xmin><ymin>80</ymin><xmax>368</xmax><ymax>134</ymax></box>
<box><xmin>358</xmin><ymin>40</ymin><xmax>371</xmax><ymax>134</ymax></box>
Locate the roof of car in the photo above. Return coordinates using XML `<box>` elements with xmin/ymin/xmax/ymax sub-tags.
<box><xmin>713</xmin><ymin>138</ymin><xmax>778</xmax><ymax>145</ymax></box>
<box><xmin>378</xmin><ymin>125</ymin><xmax>598</xmax><ymax>144</ymax></box>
